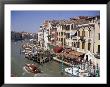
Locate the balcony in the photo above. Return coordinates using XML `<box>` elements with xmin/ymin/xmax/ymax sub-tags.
<box><xmin>71</xmin><ymin>36</ymin><xmax>79</xmax><ymax>40</ymax></box>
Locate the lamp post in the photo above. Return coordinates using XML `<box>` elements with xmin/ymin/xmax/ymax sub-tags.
<box><xmin>93</xmin><ymin>65</ymin><xmax>96</xmax><ymax>77</ymax></box>
<box><xmin>71</xmin><ymin>61</ymin><xmax>74</xmax><ymax>76</ymax></box>
<box><xmin>77</xmin><ymin>63</ymin><xmax>80</xmax><ymax>77</ymax></box>
<box><xmin>88</xmin><ymin>59</ymin><xmax>93</xmax><ymax>77</ymax></box>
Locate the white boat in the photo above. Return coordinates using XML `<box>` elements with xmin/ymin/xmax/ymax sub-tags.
<box><xmin>25</xmin><ymin>48</ymin><xmax>31</xmax><ymax>50</ymax></box>
<box><xmin>65</xmin><ymin>67</ymin><xmax>79</xmax><ymax>76</ymax></box>
<box><xmin>21</xmin><ymin>50</ymin><xmax>26</xmax><ymax>53</ymax></box>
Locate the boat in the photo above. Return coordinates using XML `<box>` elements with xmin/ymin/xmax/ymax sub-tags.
<box><xmin>21</xmin><ymin>50</ymin><xmax>26</xmax><ymax>53</ymax></box>
<box><xmin>65</xmin><ymin>67</ymin><xmax>79</xmax><ymax>76</ymax></box>
<box><xmin>23</xmin><ymin>64</ymin><xmax>41</xmax><ymax>74</ymax></box>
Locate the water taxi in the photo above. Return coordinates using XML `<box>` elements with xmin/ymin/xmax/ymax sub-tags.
<box><xmin>23</xmin><ymin>64</ymin><xmax>41</xmax><ymax>74</ymax></box>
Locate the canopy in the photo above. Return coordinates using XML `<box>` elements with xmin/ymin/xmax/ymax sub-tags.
<box><xmin>53</xmin><ymin>46</ymin><xmax>63</xmax><ymax>53</ymax></box>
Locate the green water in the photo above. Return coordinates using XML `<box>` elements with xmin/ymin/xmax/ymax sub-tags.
<box><xmin>11</xmin><ymin>41</ymin><xmax>70</xmax><ymax>77</ymax></box>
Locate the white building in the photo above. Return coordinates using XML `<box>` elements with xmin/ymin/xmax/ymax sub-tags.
<box><xmin>37</xmin><ymin>26</ymin><xmax>44</xmax><ymax>48</ymax></box>
<box><xmin>43</xmin><ymin>29</ymin><xmax>49</xmax><ymax>50</ymax></box>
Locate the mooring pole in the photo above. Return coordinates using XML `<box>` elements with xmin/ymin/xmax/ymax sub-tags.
<box><xmin>61</xmin><ymin>51</ymin><xmax>64</xmax><ymax>75</ymax></box>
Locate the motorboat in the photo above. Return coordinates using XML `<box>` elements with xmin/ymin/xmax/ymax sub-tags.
<box><xmin>23</xmin><ymin>64</ymin><xmax>41</xmax><ymax>74</ymax></box>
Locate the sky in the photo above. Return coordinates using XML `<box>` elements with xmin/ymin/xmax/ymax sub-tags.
<box><xmin>11</xmin><ymin>11</ymin><xmax>100</xmax><ymax>33</ymax></box>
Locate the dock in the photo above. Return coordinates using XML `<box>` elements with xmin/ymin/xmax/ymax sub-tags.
<box><xmin>53</xmin><ymin>57</ymin><xmax>72</xmax><ymax>66</ymax></box>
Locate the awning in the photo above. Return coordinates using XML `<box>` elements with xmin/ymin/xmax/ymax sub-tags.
<box><xmin>71</xmin><ymin>32</ymin><xmax>77</xmax><ymax>37</ymax></box>
<box><xmin>53</xmin><ymin>46</ymin><xmax>63</xmax><ymax>53</ymax></box>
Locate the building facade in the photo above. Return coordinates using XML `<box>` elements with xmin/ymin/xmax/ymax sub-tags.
<box><xmin>71</xmin><ymin>16</ymin><xmax>100</xmax><ymax>57</ymax></box>
<box><xmin>38</xmin><ymin>16</ymin><xmax>100</xmax><ymax>58</ymax></box>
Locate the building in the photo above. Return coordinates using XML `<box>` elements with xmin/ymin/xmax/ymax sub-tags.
<box><xmin>43</xmin><ymin>29</ymin><xmax>49</xmax><ymax>50</ymax></box>
<box><xmin>71</xmin><ymin>16</ymin><xmax>100</xmax><ymax>58</ymax></box>
<box><xmin>57</xmin><ymin>24</ymin><xmax>66</xmax><ymax>47</ymax></box>
<box><xmin>43</xmin><ymin>20</ymin><xmax>58</xmax><ymax>46</ymax></box>
<box><xmin>37</xmin><ymin>26</ymin><xmax>44</xmax><ymax>48</ymax></box>
<box><xmin>37</xmin><ymin>24</ymin><xmax>49</xmax><ymax>50</ymax></box>
<box><xmin>38</xmin><ymin>16</ymin><xmax>100</xmax><ymax>59</ymax></box>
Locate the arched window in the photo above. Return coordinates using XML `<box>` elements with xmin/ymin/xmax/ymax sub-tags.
<box><xmin>82</xmin><ymin>29</ymin><xmax>85</xmax><ymax>36</ymax></box>
<box><xmin>88</xmin><ymin>29</ymin><xmax>91</xmax><ymax>37</ymax></box>
<box><xmin>74</xmin><ymin>42</ymin><xmax>76</xmax><ymax>47</ymax></box>
<box><xmin>77</xmin><ymin>42</ymin><xmax>80</xmax><ymax>48</ymax></box>
<box><xmin>88</xmin><ymin>43</ymin><xmax>91</xmax><ymax>51</ymax></box>
<box><xmin>82</xmin><ymin>41</ymin><xmax>85</xmax><ymax>49</ymax></box>
<box><xmin>77</xmin><ymin>30</ymin><xmax>80</xmax><ymax>36</ymax></box>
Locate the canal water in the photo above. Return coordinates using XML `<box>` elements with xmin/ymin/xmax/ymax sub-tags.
<box><xmin>11</xmin><ymin>40</ymin><xmax>70</xmax><ymax>77</ymax></box>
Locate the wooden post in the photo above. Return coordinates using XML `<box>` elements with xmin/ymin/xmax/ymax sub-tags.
<box><xmin>96</xmin><ymin>63</ymin><xmax>100</xmax><ymax>77</ymax></box>
<box><xmin>61</xmin><ymin>52</ymin><xmax>64</xmax><ymax>75</ymax></box>
<box><xmin>71</xmin><ymin>61</ymin><xmax>74</xmax><ymax>76</ymax></box>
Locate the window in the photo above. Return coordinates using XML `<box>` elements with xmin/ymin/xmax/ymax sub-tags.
<box><xmin>61</xmin><ymin>38</ymin><xmax>63</xmax><ymax>42</ymax></box>
<box><xmin>62</xmin><ymin>25</ymin><xmax>66</xmax><ymax>30</ymax></box>
<box><xmin>66</xmin><ymin>33</ymin><xmax>70</xmax><ymax>39</ymax></box>
<box><xmin>62</xmin><ymin>25</ymin><xmax>64</xmax><ymax>30</ymax></box>
<box><xmin>61</xmin><ymin>32</ymin><xmax>63</xmax><ymax>36</ymax></box>
<box><xmin>82</xmin><ymin>42</ymin><xmax>85</xmax><ymax>49</ymax></box>
<box><xmin>57</xmin><ymin>32</ymin><xmax>58</xmax><ymax>35</ymax></box>
<box><xmin>88</xmin><ymin>43</ymin><xmax>91</xmax><ymax>51</ymax></box>
<box><xmin>74</xmin><ymin>42</ymin><xmax>76</xmax><ymax>47</ymax></box>
<box><xmin>77</xmin><ymin>42</ymin><xmax>80</xmax><ymax>48</ymax></box>
<box><xmin>71</xmin><ymin>24</ymin><xmax>74</xmax><ymax>29</ymax></box>
<box><xmin>78</xmin><ymin>30</ymin><xmax>80</xmax><ymax>36</ymax></box>
<box><xmin>59</xmin><ymin>32</ymin><xmax>60</xmax><ymax>36</ymax></box>
<box><xmin>66</xmin><ymin>25</ymin><xmax>70</xmax><ymax>30</ymax></box>
<box><xmin>59</xmin><ymin>38</ymin><xmax>60</xmax><ymax>41</ymax></box>
<box><xmin>72</xmin><ymin>42</ymin><xmax>74</xmax><ymax>46</ymax></box>
<box><xmin>61</xmin><ymin>38</ymin><xmax>63</xmax><ymax>45</ymax></box>
<box><xmin>56</xmin><ymin>38</ymin><xmax>58</xmax><ymax>40</ymax></box>
<box><xmin>82</xmin><ymin>30</ymin><xmax>85</xmax><ymax>36</ymax></box>
<box><xmin>98</xmin><ymin>45</ymin><xmax>100</xmax><ymax>54</ymax></box>
<box><xmin>98</xmin><ymin>33</ymin><xmax>100</xmax><ymax>40</ymax></box>
<box><xmin>89</xmin><ymin>29</ymin><xmax>91</xmax><ymax>37</ymax></box>
<box><xmin>98</xmin><ymin>22</ymin><xmax>100</xmax><ymax>28</ymax></box>
<box><xmin>64</xmin><ymin>39</ymin><xmax>66</xmax><ymax>45</ymax></box>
